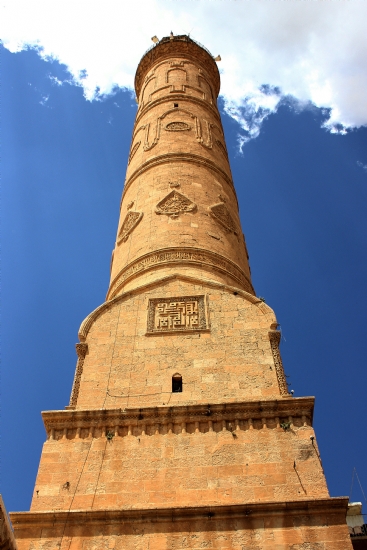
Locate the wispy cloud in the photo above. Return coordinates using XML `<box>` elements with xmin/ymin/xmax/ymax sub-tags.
<box><xmin>1</xmin><ymin>0</ymin><xmax>366</xmax><ymax>142</ymax></box>
<box><xmin>357</xmin><ymin>161</ymin><xmax>367</xmax><ymax>173</ymax></box>
<box><xmin>39</xmin><ymin>94</ymin><xmax>49</xmax><ymax>105</ymax></box>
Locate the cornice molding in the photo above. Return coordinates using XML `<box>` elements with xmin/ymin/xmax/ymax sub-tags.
<box><xmin>10</xmin><ymin>497</ymin><xmax>349</xmax><ymax>528</ymax></box>
<box><xmin>122</xmin><ymin>153</ymin><xmax>236</xmax><ymax>203</ymax></box>
<box><xmin>42</xmin><ymin>397</ymin><xmax>315</xmax><ymax>433</ymax></box>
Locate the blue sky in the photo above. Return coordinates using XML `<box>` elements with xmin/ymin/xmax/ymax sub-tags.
<box><xmin>1</xmin><ymin>1</ymin><xmax>367</xmax><ymax>512</ymax></box>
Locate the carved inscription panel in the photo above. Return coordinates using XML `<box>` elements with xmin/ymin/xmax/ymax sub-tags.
<box><xmin>147</xmin><ymin>295</ymin><xmax>209</xmax><ymax>334</ymax></box>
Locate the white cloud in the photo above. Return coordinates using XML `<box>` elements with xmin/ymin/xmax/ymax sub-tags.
<box><xmin>357</xmin><ymin>161</ymin><xmax>367</xmax><ymax>173</ymax></box>
<box><xmin>1</xmin><ymin>0</ymin><xmax>367</xmax><ymax>143</ymax></box>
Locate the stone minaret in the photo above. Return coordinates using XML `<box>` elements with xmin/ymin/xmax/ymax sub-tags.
<box><xmin>11</xmin><ymin>35</ymin><xmax>352</xmax><ymax>550</ymax></box>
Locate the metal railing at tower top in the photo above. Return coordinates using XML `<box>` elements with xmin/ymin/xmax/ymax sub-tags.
<box><xmin>138</xmin><ymin>34</ymin><xmax>216</xmax><ymax>66</ymax></box>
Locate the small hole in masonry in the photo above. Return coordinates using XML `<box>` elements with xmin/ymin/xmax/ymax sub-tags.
<box><xmin>233</xmin><ymin>292</ymin><xmax>238</xmax><ymax>295</ymax></box>
<box><xmin>172</xmin><ymin>374</ymin><xmax>182</xmax><ymax>392</ymax></box>
<box><xmin>174</xmin><ymin>103</ymin><xmax>179</xmax><ymax>108</ymax></box>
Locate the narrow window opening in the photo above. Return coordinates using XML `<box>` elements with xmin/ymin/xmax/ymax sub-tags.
<box><xmin>172</xmin><ymin>374</ymin><xmax>182</xmax><ymax>393</ymax></box>
<box><xmin>174</xmin><ymin>103</ymin><xmax>179</xmax><ymax>108</ymax></box>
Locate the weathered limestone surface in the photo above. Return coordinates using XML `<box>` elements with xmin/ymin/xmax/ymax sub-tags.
<box><xmin>11</xmin><ymin>35</ymin><xmax>352</xmax><ymax>550</ymax></box>
<box><xmin>12</xmin><ymin>502</ymin><xmax>351</xmax><ymax>550</ymax></box>
<box><xmin>73</xmin><ymin>280</ymin><xmax>281</xmax><ymax>409</ymax></box>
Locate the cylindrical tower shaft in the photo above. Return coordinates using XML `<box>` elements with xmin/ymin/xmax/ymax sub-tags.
<box><xmin>107</xmin><ymin>35</ymin><xmax>254</xmax><ymax>300</ymax></box>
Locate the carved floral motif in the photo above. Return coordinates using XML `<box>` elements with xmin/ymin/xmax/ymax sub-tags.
<box><xmin>165</xmin><ymin>121</ymin><xmax>191</xmax><ymax>131</ymax></box>
<box><xmin>69</xmin><ymin>343</ymin><xmax>88</xmax><ymax>407</ymax></box>
<box><xmin>209</xmin><ymin>202</ymin><xmax>238</xmax><ymax>234</ymax></box>
<box><xmin>269</xmin><ymin>331</ymin><xmax>289</xmax><ymax>396</ymax></box>
<box><xmin>155</xmin><ymin>190</ymin><xmax>196</xmax><ymax>218</ymax></box>
<box><xmin>117</xmin><ymin>211</ymin><xmax>143</xmax><ymax>243</ymax></box>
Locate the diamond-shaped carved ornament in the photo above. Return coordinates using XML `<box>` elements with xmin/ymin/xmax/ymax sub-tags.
<box><xmin>209</xmin><ymin>202</ymin><xmax>238</xmax><ymax>234</ymax></box>
<box><xmin>117</xmin><ymin>211</ymin><xmax>143</xmax><ymax>243</ymax></box>
<box><xmin>155</xmin><ymin>190</ymin><xmax>196</xmax><ymax>218</ymax></box>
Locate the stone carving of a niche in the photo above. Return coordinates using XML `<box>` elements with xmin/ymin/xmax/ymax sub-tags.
<box><xmin>197</xmin><ymin>70</ymin><xmax>214</xmax><ymax>104</ymax></box>
<box><xmin>197</xmin><ymin>121</ymin><xmax>227</xmax><ymax>154</ymax></box>
<box><xmin>141</xmin><ymin>74</ymin><xmax>156</xmax><ymax>106</ymax></box>
<box><xmin>140</xmin><ymin>107</ymin><xmax>201</xmax><ymax>151</ymax></box>
<box><xmin>166</xmin><ymin>67</ymin><xmax>188</xmax><ymax>84</ymax></box>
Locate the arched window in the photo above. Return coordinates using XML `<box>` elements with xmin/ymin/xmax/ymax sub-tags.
<box><xmin>172</xmin><ymin>374</ymin><xmax>182</xmax><ymax>393</ymax></box>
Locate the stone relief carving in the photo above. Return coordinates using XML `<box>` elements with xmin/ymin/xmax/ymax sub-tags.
<box><xmin>198</xmin><ymin>119</ymin><xmax>213</xmax><ymax>149</ymax></box>
<box><xmin>135</xmin><ymin>42</ymin><xmax>220</xmax><ymax>101</ymax></box>
<box><xmin>216</xmin><ymin>139</ymin><xmax>228</xmax><ymax>157</ymax></box>
<box><xmin>155</xmin><ymin>190</ymin><xmax>196</xmax><ymax>218</ymax></box>
<box><xmin>165</xmin><ymin>121</ymin><xmax>191</xmax><ymax>131</ymax></box>
<box><xmin>143</xmin><ymin>121</ymin><xmax>161</xmax><ymax>151</ymax></box>
<box><xmin>69</xmin><ymin>343</ymin><xmax>88</xmax><ymax>407</ymax></box>
<box><xmin>144</xmin><ymin>69</ymin><xmax>155</xmax><ymax>83</ymax></box>
<box><xmin>117</xmin><ymin>211</ymin><xmax>143</xmax><ymax>243</ymax></box>
<box><xmin>166</xmin><ymin>67</ymin><xmax>187</xmax><ymax>83</ymax></box>
<box><xmin>209</xmin><ymin>202</ymin><xmax>238</xmax><ymax>234</ymax></box>
<box><xmin>147</xmin><ymin>295</ymin><xmax>208</xmax><ymax>334</ymax></box>
<box><xmin>169</xmin><ymin>181</ymin><xmax>180</xmax><ymax>188</ymax></box>
<box><xmin>141</xmin><ymin>75</ymin><xmax>156</xmax><ymax>105</ymax></box>
<box><xmin>269</xmin><ymin>331</ymin><xmax>289</xmax><ymax>396</ymax></box>
<box><xmin>128</xmin><ymin>141</ymin><xmax>140</xmax><ymax>164</ymax></box>
<box><xmin>137</xmin><ymin>109</ymin><xmax>204</xmax><ymax>152</ymax></box>
<box><xmin>107</xmin><ymin>247</ymin><xmax>255</xmax><ymax>299</ymax></box>
<box><xmin>127</xmin><ymin>201</ymin><xmax>134</xmax><ymax>210</ymax></box>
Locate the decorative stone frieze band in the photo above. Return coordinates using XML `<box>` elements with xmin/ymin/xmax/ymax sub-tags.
<box><xmin>69</xmin><ymin>343</ymin><xmax>88</xmax><ymax>407</ymax></box>
<box><xmin>43</xmin><ymin>398</ymin><xmax>314</xmax><ymax>441</ymax></box>
<box><xmin>107</xmin><ymin>247</ymin><xmax>254</xmax><ymax>299</ymax></box>
<box><xmin>269</xmin><ymin>330</ymin><xmax>289</xmax><ymax>396</ymax></box>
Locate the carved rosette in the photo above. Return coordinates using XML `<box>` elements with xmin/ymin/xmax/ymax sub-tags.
<box><xmin>209</xmin><ymin>202</ymin><xmax>238</xmax><ymax>234</ymax></box>
<box><xmin>69</xmin><ymin>343</ymin><xmax>88</xmax><ymax>407</ymax></box>
<box><xmin>269</xmin><ymin>331</ymin><xmax>289</xmax><ymax>396</ymax></box>
<box><xmin>117</xmin><ymin>211</ymin><xmax>143</xmax><ymax>243</ymax></box>
<box><xmin>155</xmin><ymin>190</ymin><xmax>196</xmax><ymax>218</ymax></box>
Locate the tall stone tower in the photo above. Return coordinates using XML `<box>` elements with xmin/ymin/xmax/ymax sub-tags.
<box><xmin>11</xmin><ymin>35</ymin><xmax>352</xmax><ymax>550</ymax></box>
